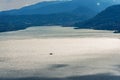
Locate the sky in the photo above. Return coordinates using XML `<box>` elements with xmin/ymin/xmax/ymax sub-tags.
<box><xmin>0</xmin><ymin>0</ymin><xmax>55</xmax><ymax>11</ymax></box>
<box><xmin>0</xmin><ymin>0</ymin><xmax>120</xmax><ymax>11</ymax></box>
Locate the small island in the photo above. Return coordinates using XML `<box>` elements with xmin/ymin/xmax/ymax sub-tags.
<box><xmin>114</xmin><ymin>30</ymin><xmax>120</xmax><ymax>33</ymax></box>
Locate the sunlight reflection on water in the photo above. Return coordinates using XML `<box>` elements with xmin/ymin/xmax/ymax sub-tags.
<box><xmin>0</xmin><ymin>26</ymin><xmax>120</xmax><ymax>78</ymax></box>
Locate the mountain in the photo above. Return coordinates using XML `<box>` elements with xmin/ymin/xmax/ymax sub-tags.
<box><xmin>0</xmin><ymin>13</ymin><xmax>82</xmax><ymax>32</ymax></box>
<box><xmin>0</xmin><ymin>0</ymin><xmax>113</xmax><ymax>15</ymax></box>
<box><xmin>74</xmin><ymin>5</ymin><xmax>120</xmax><ymax>33</ymax></box>
<box><xmin>0</xmin><ymin>1</ymin><xmax>62</xmax><ymax>15</ymax></box>
<box><xmin>0</xmin><ymin>0</ymin><xmax>117</xmax><ymax>32</ymax></box>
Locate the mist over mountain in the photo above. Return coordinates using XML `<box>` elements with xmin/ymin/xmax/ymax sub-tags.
<box><xmin>74</xmin><ymin>5</ymin><xmax>120</xmax><ymax>33</ymax></box>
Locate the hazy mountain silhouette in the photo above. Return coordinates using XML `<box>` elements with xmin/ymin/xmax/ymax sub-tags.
<box><xmin>75</xmin><ymin>5</ymin><xmax>120</xmax><ymax>33</ymax></box>
<box><xmin>0</xmin><ymin>0</ymin><xmax>112</xmax><ymax>15</ymax></box>
<box><xmin>0</xmin><ymin>0</ymin><xmax>117</xmax><ymax>32</ymax></box>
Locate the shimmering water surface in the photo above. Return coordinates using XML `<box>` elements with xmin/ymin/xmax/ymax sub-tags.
<box><xmin>0</xmin><ymin>26</ymin><xmax>120</xmax><ymax>79</ymax></box>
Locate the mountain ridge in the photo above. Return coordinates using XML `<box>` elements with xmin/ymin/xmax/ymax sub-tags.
<box><xmin>74</xmin><ymin>4</ymin><xmax>120</xmax><ymax>33</ymax></box>
<box><xmin>0</xmin><ymin>0</ymin><xmax>112</xmax><ymax>15</ymax></box>
<box><xmin>0</xmin><ymin>0</ymin><xmax>118</xmax><ymax>32</ymax></box>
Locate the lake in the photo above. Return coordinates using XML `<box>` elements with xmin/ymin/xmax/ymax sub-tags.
<box><xmin>0</xmin><ymin>26</ymin><xmax>120</xmax><ymax>80</ymax></box>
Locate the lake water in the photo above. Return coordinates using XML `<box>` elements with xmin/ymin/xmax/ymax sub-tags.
<box><xmin>0</xmin><ymin>26</ymin><xmax>120</xmax><ymax>79</ymax></box>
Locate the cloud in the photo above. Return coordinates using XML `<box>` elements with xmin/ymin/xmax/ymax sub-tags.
<box><xmin>0</xmin><ymin>0</ymin><xmax>55</xmax><ymax>11</ymax></box>
<box><xmin>0</xmin><ymin>0</ymin><xmax>73</xmax><ymax>11</ymax></box>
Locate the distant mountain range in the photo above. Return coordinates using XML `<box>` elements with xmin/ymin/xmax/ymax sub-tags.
<box><xmin>74</xmin><ymin>5</ymin><xmax>120</xmax><ymax>33</ymax></box>
<box><xmin>0</xmin><ymin>0</ymin><xmax>119</xmax><ymax>32</ymax></box>
<box><xmin>0</xmin><ymin>0</ymin><xmax>112</xmax><ymax>15</ymax></box>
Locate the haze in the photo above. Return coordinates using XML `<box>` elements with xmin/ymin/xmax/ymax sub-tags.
<box><xmin>0</xmin><ymin>0</ymin><xmax>120</xmax><ymax>11</ymax></box>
